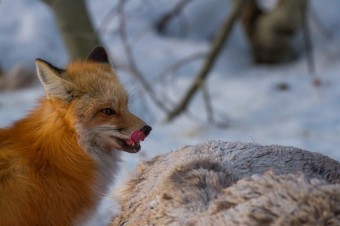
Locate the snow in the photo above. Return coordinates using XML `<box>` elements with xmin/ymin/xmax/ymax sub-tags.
<box><xmin>1</xmin><ymin>0</ymin><xmax>340</xmax><ymax>225</ymax></box>
<box><xmin>0</xmin><ymin>0</ymin><xmax>67</xmax><ymax>70</ymax></box>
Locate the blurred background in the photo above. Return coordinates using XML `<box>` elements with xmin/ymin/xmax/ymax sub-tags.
<box><xmin>1</xmin><ymin>0</ymin><xmax>340</xmax><ymax>223</ymax></box>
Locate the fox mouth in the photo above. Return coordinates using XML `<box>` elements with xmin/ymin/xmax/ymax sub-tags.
<box><xmin>108</xmin><ymin>126</ymin><xmax>151</xmax><ymax>153</ymax></box>
<box><xmin>110</xmin><ymin>133</ymin><xmax>146</xmax><ymax>153</ymax></box>
<box><xmin>116</xmin><ymin>138</ymin><xmax>141</xmax><ymax>153</ymax></box>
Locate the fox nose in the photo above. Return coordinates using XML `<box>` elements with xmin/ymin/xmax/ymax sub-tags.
<box><xmin>140</xmin><ymin>125</ymin><xmax>152</xmax><ymax>136</ymax></box>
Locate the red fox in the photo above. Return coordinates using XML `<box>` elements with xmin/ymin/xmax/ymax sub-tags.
<box><xmin>0</xmin><ymin>46</ymin><xmax>151</xmax><ymax>226</ymax></box>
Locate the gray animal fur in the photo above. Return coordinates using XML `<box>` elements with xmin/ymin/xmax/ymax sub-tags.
<box><xmin>112</xmin><ymin>141</ymin><xmax>340</xmax><ymax>226</ymax></box>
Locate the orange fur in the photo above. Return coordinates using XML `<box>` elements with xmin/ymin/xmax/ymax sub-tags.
<box><xmin>0</xmin><ymin>47</ymin><xmax>149</xmax><ymax>225</ymax></box>
<box><xmin>0</xmin><ymin>99</ymin><xmax>96</xmax><ymax>225</ymax></box>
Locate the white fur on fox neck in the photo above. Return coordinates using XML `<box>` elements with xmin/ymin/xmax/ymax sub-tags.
<box><xmin>73</xmin><ymin>124</ymin><xmax>121</xmax><ymax>225</ymax></box>
<box><xmin>76</xmin><ymin>124</ymin><xmax>121</xmax><ymax>190</ymax></box>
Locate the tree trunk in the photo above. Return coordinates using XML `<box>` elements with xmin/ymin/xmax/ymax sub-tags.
<box><xmin>42</xmin><ymin>0</ymin><xmax>101</xmax><ymax>60</ymax></box>
<box><xmin>241</xmin><ymin>0</ymin><xmax>307</xmax><ymax>64</ymax></box>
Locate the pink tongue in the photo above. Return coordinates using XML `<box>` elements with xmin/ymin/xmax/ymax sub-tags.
<box><xmin>127</xmin><ymin>131</ymin><xmax>146</xmax><ymax>145</ymax></box>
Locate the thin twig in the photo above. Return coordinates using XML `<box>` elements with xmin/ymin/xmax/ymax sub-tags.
<box><xmin>166</xmin><ymin>0</ymin><xmax>248</xmax><ymax>122</ymax></box>
<box><xmin>117</xmin><ymin>0</ymin><xmax>170</xmax><ymax>113</ymax></box>
<box><xmin>156</xmin><ymin>0</ymin><xmax>193</xmax><ymax>33</ymax></box>
<box><xmin>156</xmin><ymin>52</ymin><xmax>206</xmax><ymax>82</ymax></box>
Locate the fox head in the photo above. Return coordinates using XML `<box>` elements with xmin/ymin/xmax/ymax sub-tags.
<box><xmin>35</xmin><ymin>46</ymin><xmax>151</xmax><ymax>154</ymax></box>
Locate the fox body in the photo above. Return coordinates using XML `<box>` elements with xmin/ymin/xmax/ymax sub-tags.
<box><xmin>0</xmin><ymin>47</ymin><xmax>151</xmax><ymax>225</ymax></box>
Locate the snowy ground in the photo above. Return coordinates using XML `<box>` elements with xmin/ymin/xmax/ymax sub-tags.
<box><xmin>1</xmin><ymin>0</ymin><xmax>340</xmax><ymax>225</ymax></box>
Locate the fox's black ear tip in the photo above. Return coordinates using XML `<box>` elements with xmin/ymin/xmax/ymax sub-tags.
<box><xmin>93</xmin><ymin>46</ymin><xmax>105</xmax><ymax>51</ymax></box>
<box><xmin>90</xmin><ymin>46</ymin><xmax>106</xmax><ymax>54</ymax></box>
<box><xmin>87</xmin><ymin>46</ymin><xmax>109</xmax><ymax>64</ymax></box>
<box><xmin>35</xmin><ymin>58</ymin><xmax>65</xmax><ymax>74</ymax></box>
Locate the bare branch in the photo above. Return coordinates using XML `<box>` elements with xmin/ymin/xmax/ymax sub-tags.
<box><xmin>156</xmin><ymin>0</ymin><xmax>193</xmax><ymax>33</ymax></box>
<box><xmin>166</xmin><ymin>0</ymin><xmax>248</xmax><ymax>122</ymax></box>
<box><xmin>155</xmin><ymin>52</ymin><xmax>206</xmax><ymax>82</ymax></box>
<box><xmin>117</xmin><ymin>0</ymin><xmax>171</xmax><ymax>113</ymax></box>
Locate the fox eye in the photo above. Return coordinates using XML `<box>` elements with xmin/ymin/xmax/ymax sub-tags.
<box><xmin>101</xmin><ymin>108</ymin><xmax>116</xmax><ymax>115</ymax></box>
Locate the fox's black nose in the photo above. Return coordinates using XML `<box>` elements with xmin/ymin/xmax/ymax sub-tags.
<box><xmin>141</xmin><ymin>125</ymin><xmax>152</xmax><ymax>136</ymax></box>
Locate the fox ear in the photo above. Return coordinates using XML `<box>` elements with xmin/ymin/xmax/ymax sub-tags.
<box><xmin>35</xmin><ymin>59</ymin><xmax>72</xmax><ymax>100</ymax></box>
<box><xmin>87</xmin><ymin>46</ymin><xmax>110</xmax><ymax>64</ymax></box>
